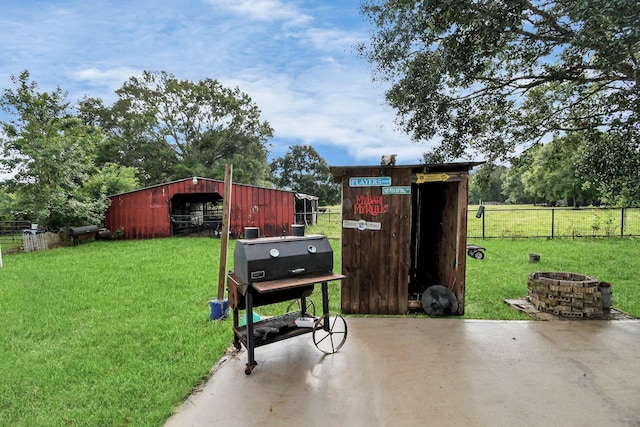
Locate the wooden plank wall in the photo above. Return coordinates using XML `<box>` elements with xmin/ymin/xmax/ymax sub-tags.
<box><xmin>435</xmin><ymin>181</ymin><xmax>460</xmax><ymax>307</ymax></box>
<box><xmin>340</xmin><ymin>167</ymin><xmax>412</xmax><ymax>314</ymax></box>
<box><xmin>453</xmin><ymin>173</ymin><xmax>468</xmax><ymax>313</ymax></box>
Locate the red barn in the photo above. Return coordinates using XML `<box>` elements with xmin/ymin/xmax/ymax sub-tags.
<box><xmin>104</xmin><ymin>177</ymin><xmax>295</xmax><ymax>240</ymax></box>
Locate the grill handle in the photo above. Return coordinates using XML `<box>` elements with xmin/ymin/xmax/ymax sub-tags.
<box><xmin>288</xmin><ymin>268</ymin><xmax>306</xmax><ymax>275</ymax></box>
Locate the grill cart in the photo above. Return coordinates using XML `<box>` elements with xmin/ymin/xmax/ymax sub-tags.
<box><xmin>466</xmin><ymin>244</ymin><xmax>486</xmax><ymax>259</ymax></box>
<box><xmin>228</xmin><ymin>234</ymin><xmax>347</xmax><ymax>375</ymax></box>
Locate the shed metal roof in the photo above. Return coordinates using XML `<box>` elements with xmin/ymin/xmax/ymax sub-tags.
<box><xmin>330</xmin><ymin>161</ymin><xmax>485</xmax><ymax>182</ymax></box>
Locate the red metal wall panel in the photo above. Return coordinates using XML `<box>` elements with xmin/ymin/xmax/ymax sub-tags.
<box><xmin>105</xmin><ymin>178</ymin><xmax>295</xmax><ymax>240</ymax></box>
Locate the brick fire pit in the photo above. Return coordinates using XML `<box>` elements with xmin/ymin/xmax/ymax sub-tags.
<box><xmin>527</xmin><ymin>272</ymin><xmax>603</xmax><ymax>318</ymax></box>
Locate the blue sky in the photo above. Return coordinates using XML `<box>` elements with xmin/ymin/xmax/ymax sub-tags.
<box><xmin>0</xmin><ymin>0</ymin><xmax>435</xmax><ymax>167</ymax></box>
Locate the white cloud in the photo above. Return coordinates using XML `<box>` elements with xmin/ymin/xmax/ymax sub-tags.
<box><xmin>220</xmin><ymin>60</ymin><xmax>431</xmax><ymax>165</ymax></box>
<box><xmin>72</xmin><ymin>67</ymin><xmax>140</xmax><ymax>91</ymax></box>
<box><xmin>0</xmin><ymin>0</ymin><xmax>434</xmax><ymax>166</ymax></box>
<box><xmin>299</xmin><ymin>27</ymin><xmax>366</xmax><ymax>52</ymax></box>
<box><xmin>204</xmin><ymin>0</ymin><xmax>312</xmax><ymax>27</ymax></box>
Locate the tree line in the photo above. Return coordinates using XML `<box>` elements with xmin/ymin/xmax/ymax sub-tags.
<box><xmin>5</xmin><ymin>1</ymin><xmax>640</xmax><ymax>226</ymax></box>
<box><xmin>469</xmin><ymin>132</ymin><xmax>640</xmax><ymax>207</ymax></box>
<box><xmin>0</xmin><ymin>70</ymin><xmax>340</xmax><ymax>229</ymax></box>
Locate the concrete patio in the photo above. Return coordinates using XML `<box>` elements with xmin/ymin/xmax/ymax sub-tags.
<box><xmin>164</xmin><ymin>317</ymin><xmax>640</xmax><ymax>427</ymax></box>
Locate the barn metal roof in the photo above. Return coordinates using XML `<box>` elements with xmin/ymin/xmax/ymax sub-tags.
<box><xmin>108</xmin><ymin>176</ymin><xmax>293</xmax><ymax>197</ymax></box>
<box><xmin>295</xmin><ymin>193</ymin><xmax>319</xmax><ymax>200</ymax></box>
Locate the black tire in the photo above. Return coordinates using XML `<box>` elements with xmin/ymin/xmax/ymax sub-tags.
<box><xmin>473</xmin><ymin>250</ymin><xmax>485</xmax><ymax>259</ymax></box>
<box><xmin>422</xmin><ymin>285</ymin><xmax>459</xmax><ymax>316</ymax></box>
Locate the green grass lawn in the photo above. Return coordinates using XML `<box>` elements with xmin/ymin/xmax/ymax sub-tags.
<box><xmin>0</xmin><ymin>237</ymin><xmax>344</xmax><ymax>426</ymax></box>
<box><xmin>0</xmin><ymin>239</ymin><xmax>231</xmax><ymax>426</ymax></box>
<box><xmin>1</xmin><ymin>235</ymin><xmax>25</xmax><ymax>252</ymax></box>
<box><xmin>463</xmin><ymin>238</ymin><xmax>640</xmax><ymax>319</ymax></box>
<box><xmin>1</xmin><ymin>235</ymin><xmax>638</xmax><ymax>425</ymax></box>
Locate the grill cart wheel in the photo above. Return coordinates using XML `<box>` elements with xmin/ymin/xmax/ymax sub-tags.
<box><xmin>313</xmin><ymin>313</ymin><xmax>348</xmax><ymax>354</ymax></box>
<box><xmin>472</xmin><ymin>250</ymin><xmax>485</xmax><ymax>259</ymax></box>
<box><xmin>245</xmin><ymin>361</ymin><xmax>257</xmax><ymax>375</ymax></box>
<box><xmin>286</xmin><ymin>298</ymin><xmax>316</xmax><ymax>316</ymax></box>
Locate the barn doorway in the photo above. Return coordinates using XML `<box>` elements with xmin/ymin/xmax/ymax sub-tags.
<box><xmin>169</xmin><ymin>193</ymin><xmax>224</xmax><ymax>236</ymax></box>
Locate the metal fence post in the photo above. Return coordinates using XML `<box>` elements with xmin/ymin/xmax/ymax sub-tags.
<box><xmin>621</xmin><ymin>207</ymin><xmax>625</xmax><ymax>237</ymax></box>
<box><xmin>551</xmin><ymin>208</ymin><xmax>555</xmax><ymax>239</ymax></box>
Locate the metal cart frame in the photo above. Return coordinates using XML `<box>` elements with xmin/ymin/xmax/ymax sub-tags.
<box><xmin>227</xmin><ymin>272</ymin><xmax>346</xmax><ymax>375</ymax></box>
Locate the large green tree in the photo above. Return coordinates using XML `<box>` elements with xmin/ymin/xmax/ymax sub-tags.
<box><xmin>0</xmin><ymin>71</ymin><xmax>108</xmax><ymax>228</ymax></box>
<box><xmin>501</xmin><ymin>155</ymin><xmax>536</xmax><ymax>205</ymax></box>
<box><xmin>359</xmin><ymin>0</ymin><xmax>640</xmax><ymax>163</ymax></box>
<box><xmin>81</xmin><ymin>162</ymin><xmax>139</xmax><ymax>200</ymax></box>
<box><xmin>0</xmin><ymin>184</ymin><xmax>17</xmax><ymax>222</ymax></box>
<box><xmin>520</xmin><ymin>136</ymin><xmax>591</xmax><ymax>207</ymax></box>
<box><xmin>270</xmin><ymin>145</ymin><xmax>341</xmax><ymax>206</ymax></box>
<box><xmin>499</xmin><ymin>135</ymin><xmax>608</xmax><ymax>207</ymax></box>
<box><xmin>468</xmin><ymin>163</ymin><xmax>507</xmax><ymax>204</ymax></box>
<box><xmin>578</xmin><ymin>131</ymin><xmax>640</xmax><ymax>206</ymax></box>
<box><xmin>501</xmin><ymin>131</ymin><xmax>638</xmax><ymax>206</ymax></box>
<box><xmin>79</xmin><ymin>71</ymin><xmax>273</xmax><ymax>186</ymax></box>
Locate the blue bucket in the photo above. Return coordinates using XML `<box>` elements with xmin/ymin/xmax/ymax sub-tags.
<box><xmin>209</xmin><ymin>299</ymin><xmax>229</xmax><ymax>320</ymax></box>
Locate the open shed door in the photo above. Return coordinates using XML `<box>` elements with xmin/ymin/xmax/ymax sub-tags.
<box><xmin>409</xmin><ymin>171</ymin><xmax>469</xmax><ymax>313</ymax></box>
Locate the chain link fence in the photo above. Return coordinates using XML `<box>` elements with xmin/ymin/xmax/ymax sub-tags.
<box><xmin>314</xmin><ymin>207</ymin><xmax>640</xmax><ymax>239</ymax></box>
<box><xmin>467</xmin><ymin>207</ymin><xmax>640</xmax><ymax>238</ymax></box>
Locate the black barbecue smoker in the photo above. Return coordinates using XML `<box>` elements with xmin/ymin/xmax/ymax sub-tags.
<box><xmin>228</xmin><ymin>232</ymin><xmax>346</xmax><ymax>375</ymax></box>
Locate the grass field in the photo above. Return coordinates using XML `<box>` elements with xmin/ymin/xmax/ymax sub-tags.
<box><xmin>462</xmin><ymin>238</ymin><xmax>639</xmax><ymax>318</ymax></box>
<box><xmin>1</xmin><ymin>239</ymin><xmax>228</xmax><ymax>426</ymax></box>
<box><xmin>466</xmin><ymin>205</ymin><xmax>640</xmax><ymax>238</ymax></box>
<box><xmin>1</xmin><ymin>223</ymin><xmax>639</xmax><ymax>425</ymax></box>
<box><xmin>0</xmin><ymin>237</ymin><xmax>343</xmax><ymax>426</ymax></box>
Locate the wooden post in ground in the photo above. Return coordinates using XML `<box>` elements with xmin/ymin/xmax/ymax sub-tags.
<box><xmin>217</xmin><ymin>164</ymin><xmax>233</xmax><ymax>301</ymax></box>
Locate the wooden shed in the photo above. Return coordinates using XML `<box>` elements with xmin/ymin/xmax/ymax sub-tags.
<box><xmin>105</xmin><ymin>177</ymin><xmax>295</xmax><ymax>240</ymax></box>
<box><xmin>330</xmin><ymin>162</ymin><xmax>481</xmax><ymax>315</ymax></box>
